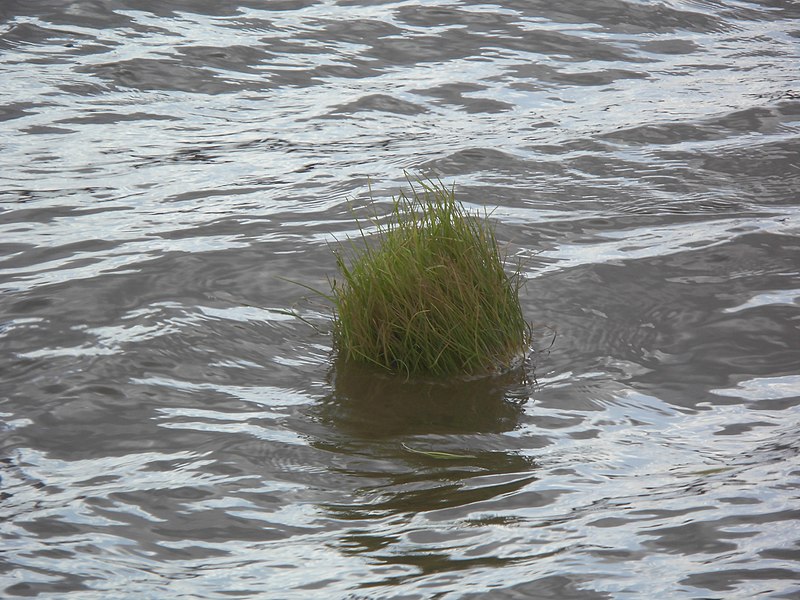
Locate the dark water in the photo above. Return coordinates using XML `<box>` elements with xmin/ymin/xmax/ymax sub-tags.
<box><xmin>2</xmin><ymin>0</ymin><xmax>799</xmax><ymax>597</ymax></box>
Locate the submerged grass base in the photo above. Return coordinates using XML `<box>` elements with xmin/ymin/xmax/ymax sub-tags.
<box><xmin>330</xmin><ymin>179</ymin><xmax>530</xmax><ymax>377</ymax></box>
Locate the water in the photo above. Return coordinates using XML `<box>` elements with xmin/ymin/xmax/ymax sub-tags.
<box><xmin>1</xmin><ymin>0</ymin><xmax>799</xmax><ymax>597</ymax></box>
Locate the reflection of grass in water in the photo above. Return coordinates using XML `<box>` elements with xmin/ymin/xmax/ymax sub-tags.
<box><xmin>330</xmin><ymin>179</ymin><xmax>531</xmax><ymax>377</ymax></box>
<box><xmin>312</xmin><ymin>359</ymin><xmax>538</xmax><ymax>522</ymax></box>
<box><xmin>320</xmin><ymin>357</ymin><xmax>531</xmax><ymax>438</ymax></box>
<box><xmin>400</xmin><ymin>442</ymin><xmax>475</xmax><ymax>460</ymax></box>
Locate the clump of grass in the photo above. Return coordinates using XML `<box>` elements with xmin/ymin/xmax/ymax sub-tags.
<box><xmin>330</xmin><ymin>179</ymin><xmax>530</xmax><ymax>377</ymax></box>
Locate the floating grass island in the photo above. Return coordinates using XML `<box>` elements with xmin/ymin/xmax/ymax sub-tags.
<box><xmin>328</xmin><ymin>179</ymin><xmax>531</xmax><ymax>377</ymax></box>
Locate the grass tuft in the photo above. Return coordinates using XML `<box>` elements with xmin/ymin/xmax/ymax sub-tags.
<box><xmin>329</xmin><ymin>179</ymin><xmax>531</xmax><ymax>377</ymax></box>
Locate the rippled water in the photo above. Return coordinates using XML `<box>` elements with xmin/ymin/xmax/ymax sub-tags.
<box><xmin>2</xmin><ymin>1</ymin><xmax>799</xmax><ymax>598</ymax></box>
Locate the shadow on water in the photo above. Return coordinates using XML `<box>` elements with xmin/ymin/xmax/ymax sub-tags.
<box><xmin>298</xmin><ymin>361</ymin><xmax>567</xmax><ymax>592</ymax></box>
<box><xmin>315</xmin><ymin>358</ymin><xmax>534</xmax><ymax>439</ymax></box>
<box><xmin>305</xmin><ymin>359</ymin><xmax>542</xmax><ymax>523</ymax></box>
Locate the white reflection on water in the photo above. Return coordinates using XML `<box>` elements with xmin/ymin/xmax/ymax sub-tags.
<box><xmin>712</xmin><ymin>375</ymin><xmax>800</xmax><ymax>401</ymax></box>
<box><xmin>723</xmin><ymin>289</ymin><xmax>800</xmax><ymax>314</ymax></box>
<box><xmin>537</xmin><ymin>212</ymin><xmax>799</xmax><ymax>273</ymax></box>
<box><xmin>134</xmin><ymin>375</ymin><xmax>312</xmax><ymax>407</ymax></box>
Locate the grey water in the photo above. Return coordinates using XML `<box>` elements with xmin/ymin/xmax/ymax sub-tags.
<box><xmin>1</xmin><ymin>1</ymin><xmax>799</xmax><ymax>598</ymax></box>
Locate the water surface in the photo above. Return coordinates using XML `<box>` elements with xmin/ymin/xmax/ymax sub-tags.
<box><xmin>1</xmin><ymin>0</ymin><xmax>799</xmax><ymax>598</ymax></box>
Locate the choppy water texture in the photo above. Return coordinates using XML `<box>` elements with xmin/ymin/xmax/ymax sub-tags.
<box><xmin>2</xmin><ymin>0</ymin><xmax>799</xmax><ymax>598</ymax></box>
